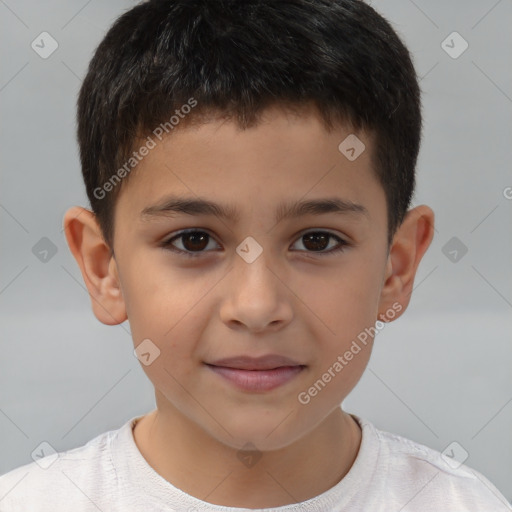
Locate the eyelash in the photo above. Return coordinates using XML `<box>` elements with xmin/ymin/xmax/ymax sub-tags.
<box><xmin>160</xmin><ymin>229</ymin><xmax>349</xmax><ymax>258</ymax></box>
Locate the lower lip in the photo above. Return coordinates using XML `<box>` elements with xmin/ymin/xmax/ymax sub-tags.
<box><xmin>206</xmin><ymin>364</ymin><xmax>304</xmax><ymax>392</ymax></box>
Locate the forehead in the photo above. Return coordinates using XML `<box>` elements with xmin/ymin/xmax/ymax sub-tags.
<box><xmin>114</xmin><ymin>105</ymin><xmax>384</xmax><ymax>228</ymax></box>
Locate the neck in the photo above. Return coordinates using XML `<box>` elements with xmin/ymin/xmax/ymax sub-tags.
<box><xmin>133</xmin><ymin>403</ymin><xmax>361</xmax><ymax>508</ymax></box>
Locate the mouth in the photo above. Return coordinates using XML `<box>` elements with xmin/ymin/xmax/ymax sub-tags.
<box><xmin>206</xmin><ymin>354</ymin><xmax>303</xmax><ymax>370</ymax></box>
<box><xmin>204</xmin><ymin>354</ymin><xmax>306</xmax><ymax>392</ymax></box>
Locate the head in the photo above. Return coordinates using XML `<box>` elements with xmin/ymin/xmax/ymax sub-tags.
<box><xmin>65</xmin><ymin>0</ymin><xmax>434</xmax><ymax>451</ymax></box>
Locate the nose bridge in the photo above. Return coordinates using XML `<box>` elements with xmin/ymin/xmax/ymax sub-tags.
<box><xmin>219</xmin><ymin>238</ymin><xmax>293</xmax><ymax>331</ymax></box>
<box><xmin>231</xmin><ymin>239</ymin><xmax>279</xmax><ymax>298</ymax></box>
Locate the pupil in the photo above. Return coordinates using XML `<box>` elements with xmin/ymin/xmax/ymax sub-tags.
<box><xmin>304</xmin><ymin>233</ymin><xmax>328</xmax><ymax>251</ymax></box>
<box><xmin>184</xmin><ymin>232</ymin><xmax>208</xmax><ymax>251</ymax></box>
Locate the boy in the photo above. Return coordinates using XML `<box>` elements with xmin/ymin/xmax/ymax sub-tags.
<box><xmin>1</xmin><ymin>0</ymin><xmax>510</xmax><ymax>510</ymax></box>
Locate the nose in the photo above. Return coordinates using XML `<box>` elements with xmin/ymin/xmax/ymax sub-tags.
<box><xmin>219</xmin><ymin>251</ymin><xmax>293</xmax><ymax>334</ymax></box>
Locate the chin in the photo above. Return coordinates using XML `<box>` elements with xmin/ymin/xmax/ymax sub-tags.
<box><xmin>208</xmin><ymin>411</ymin><xmax>306</xmax><ymax>452</ymax></box>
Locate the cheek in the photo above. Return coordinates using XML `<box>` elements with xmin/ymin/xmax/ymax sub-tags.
<box><xmin>124</xmin><ymin>283</ymin><xmax>216</xmax><ymax>386</ymax></box>
<box><xmin>120</xmin><ymin>255</ymin><xmax>211</xmax><ymax>342</ymax></box>
<box><xmin>300</xmin><ymin>258</ymin><xmax>383</xmax><ymax>338</ymax></box>
<box><xmin>131</xmin><ymin>310</ymin><xmax>204</xmax><ymax>397</ymax></box>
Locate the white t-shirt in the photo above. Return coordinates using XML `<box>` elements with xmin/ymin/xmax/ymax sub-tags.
<box><xmin>0</xmin><ymin>414</ymin><xmax>510</xmax><ymax>511</ymax></box>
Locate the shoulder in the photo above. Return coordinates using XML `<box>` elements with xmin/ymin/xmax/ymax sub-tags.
<box><xmin>360</xmin><ymin>417</ymin><xmax>512</xmax><ymax>511</ymax></box>
<box><xmin>0</xmin><ymin>424</ymin><xmax>120</xmax><ymax>512</ymax></box>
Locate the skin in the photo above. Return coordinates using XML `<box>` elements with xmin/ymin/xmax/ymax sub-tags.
<box><xmin>64</xmin><ymin>104</ymin><xmax>434</xmax><ymax>508</ymax></box>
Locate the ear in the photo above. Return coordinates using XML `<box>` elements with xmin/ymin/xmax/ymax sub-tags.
<box><xmin>377</xmin><ymin>205</ymin><xmax>435</xmax><ymax>322</ymax></box>
<box><xmin>63</xmin><ymin>206</ymin><xmax>127</xmax><ymax>325</ymax></box>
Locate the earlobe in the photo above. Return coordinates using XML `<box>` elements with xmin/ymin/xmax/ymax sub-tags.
<box><xmin>63</xmin><ymin>206</ymin><xmax>127</xmax><ymax>326</ymax></box>
<box><xmin>377</xmin><ymin>205</ymin><xmax>435</xmax><ymax>321</ymax></box>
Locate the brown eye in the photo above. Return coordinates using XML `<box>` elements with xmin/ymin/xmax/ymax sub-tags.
<box><xmin>180</xmin><ymin>232</ymin><xmax>209</xmax><ymax>251</ymax></box>
<box><xmin>162</xmin><ymin>230</ymin><xmax>220</xmax><ymax>257</ymax></box>
<box><xmin>161</xmin><ymin>229</ymin><xmax>348</xmax><ymax>258</ymax></box>
<box><xmin>291</xmin><ymin>231</ymin><xmax>348</xmax><ymax>255</ymax></box>
<box><xmin>302</xmin><ymin>232</ymin><xmax>330</xmax><ymax>251</ymax></box>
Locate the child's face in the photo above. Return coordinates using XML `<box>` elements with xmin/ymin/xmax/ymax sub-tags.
<box><xmin>97</xmin><ymin>106</ymin><xmax>400</xmax><ymax>449</ymax></box>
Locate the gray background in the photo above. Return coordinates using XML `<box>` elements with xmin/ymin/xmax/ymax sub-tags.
<box><xmin>1</xmin><ymin>0</ymin><xmax>511</xmax><ymax>505</ymax></box>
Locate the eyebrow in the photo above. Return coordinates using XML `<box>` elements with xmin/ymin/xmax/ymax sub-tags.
<box><xmin>140</xmin><ymin>195</ymin><xmax>369</xmax><ymax>224</ymax></box>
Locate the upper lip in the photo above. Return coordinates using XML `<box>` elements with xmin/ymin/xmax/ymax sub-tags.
<box><xmin>206</xmin><ymin>354</ymin><xmax>303</xmax><ymax>370</ymax></box>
